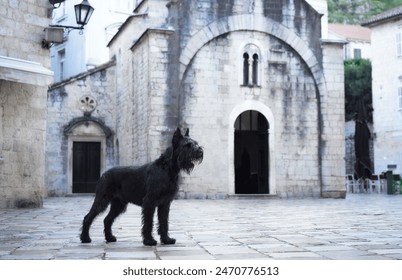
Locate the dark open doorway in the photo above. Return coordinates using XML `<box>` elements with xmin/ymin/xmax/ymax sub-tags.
<box><xmin>72</xmin><ymin>141</ymin><xmax>101</xmax><ymax>193</ymax></box>
<box><xmin>234</xmin><ymin>111</ymin><xmax>269</xmax><ymax>194</ymax></box>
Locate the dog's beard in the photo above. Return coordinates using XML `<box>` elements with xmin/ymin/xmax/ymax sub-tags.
<box><xmin>177</xmin><ymin>150</ymin><xmax>203</xmax><ymax>175</ymax></box>
<box><xmin>181</xmin><ymin>162</ymin><xmax>195</xmax><ymax>175</ymax></box>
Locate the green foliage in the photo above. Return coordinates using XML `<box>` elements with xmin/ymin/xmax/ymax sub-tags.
<box><xmin>328</xmin><ymin>0</ymin><xmax>358</xmax><ymax>24</ymax></box>
<box><xmin>328</xmin><ymin>0</ymin><xmax>402</xmax><ymax>24</ymax></box>
<box><xmin>344</xmin><ymin>59</ymin><xmax>372</xmax><ymax>122</ymax></box>
<box><xmin>329</xmin><ymin>1</ymin><xmax>402</xmax><ymax>122</ymax></box>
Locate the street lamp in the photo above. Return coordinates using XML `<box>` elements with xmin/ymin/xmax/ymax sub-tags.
<box><xmin>42</xmin><ymin>0</ymin><xmax>95</xmax><ymax>48</ymax></box>
<box><xmin>51</xmin><ymin>0</ymin><xmax>94</xmax><ymax>31</ymax></box>
<box><xmin>74</xmin><ymin>0</ymin><xmax>95</xmax><ymax>27</ymax></box>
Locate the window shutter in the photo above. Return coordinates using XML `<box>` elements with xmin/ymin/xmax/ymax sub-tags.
<box><xmin>397</xmin><ymin>33</ymin><xmax>402</xmax><ymax>57</ymax></box>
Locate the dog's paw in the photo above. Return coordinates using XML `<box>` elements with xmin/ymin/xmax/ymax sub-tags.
<box><xmin>106</xmin><ymin>235</ymin><xmax>117</xmax><ymax>243</ymax></box>
<box><xmin>80</xmin><ymin>234</ymin><xmax>92</xmax><ymax>243</ymax></box>
<box><xmin>143</xmin><ymin>238</ymin><xmax>157</xmax><ymax>246</ymax></box>
<box><xmin>161</xmin><ymin>237</ymin><xmax>176</xmax><ymax>245</ymax></box>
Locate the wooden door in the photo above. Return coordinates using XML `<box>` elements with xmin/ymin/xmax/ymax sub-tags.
<box><xmin>72</xmin><ymin>142</ymin><xmax>101</xmax><ymax>193</ymax></box>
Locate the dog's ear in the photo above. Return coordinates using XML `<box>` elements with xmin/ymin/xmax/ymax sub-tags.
<box><xmin>185</xmin><ymin>128</ymin><xmax>189</xmax><ymax>137</ymax></box>
<box><xmin>172</xmin><ymin>127</ymin><xmax>182</xmax><ymax>147</ymax></box>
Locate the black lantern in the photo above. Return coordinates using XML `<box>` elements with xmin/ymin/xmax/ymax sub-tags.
<box><xmin>43</xmin><ymin>0</ymin><xmax>95</xmax><ymax>48</ymax></box>
<box><xmin>74</xmin><ymin>0</ymin><xmax>94</xmax><ymax>27</ymax></box>
<box><xmin>47</xmin><ymin>0</ymin><xmax>94</xmax><ymax>30</ymax></box>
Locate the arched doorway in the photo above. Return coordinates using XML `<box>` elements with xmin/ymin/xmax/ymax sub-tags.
<box><xmin>64</xmin><ymin>117</ymin><xmax>113</xmax><ymax>194</ymax></box>
<box><xmin>72</xmin><ymin>141</ymin><xmax>101</xmax><ymax>193</ymax></box>
<box><xmin>234</xmin><ymin>110</ymin><xmax>269</xmax><ymax>194</ymax></box>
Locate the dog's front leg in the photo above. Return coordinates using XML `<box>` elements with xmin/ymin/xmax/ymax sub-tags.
<box><xmin>158</xmin><ymin>203</ymin><xmax>176</xmax><ymax>245</ymax></box>
<box><xmin>141</xmin><ymin>204</ymin><xmax>157</xmax><ymax>246</ymax></box>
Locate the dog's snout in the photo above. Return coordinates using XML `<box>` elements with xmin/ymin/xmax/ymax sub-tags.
<box><xmin>197</xmin><ymin>147</ymin><xmax>204</xmax><ymax>157</ymax></box>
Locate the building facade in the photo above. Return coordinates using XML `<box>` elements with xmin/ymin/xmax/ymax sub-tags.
<box><xmin>46</xmin><ymin>61</ymin><xmax>115</xmax><ymax>196</ymax></box>
<box><xmin>363</xmin><ymin>6</ymin><xmax>402</xmax><ymax>176</ymax></box>
<box><xmin>46</xmin><ymin>0</ymin><xmax>346</xmax><ymax>198</ymax></box>
<box><xmin>50</xmin><ymin>0</ymin><xmax>135</xmax><ymax>82</ymax></box>
<box><xmin>0</xmin><ymin>0</ymin><xmax>53</xmax><ymax>208</ymax></box>
<box><xmin>328</xmin><ymin>23</ymin><xmax>371</xmax><ymax>60</ymax></box>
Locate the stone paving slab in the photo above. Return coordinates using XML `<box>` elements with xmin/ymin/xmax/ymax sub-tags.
<box><xmin>0</xmin><ymin>194</ymin><xmax>402</xmax><ymax>260</ymax></box>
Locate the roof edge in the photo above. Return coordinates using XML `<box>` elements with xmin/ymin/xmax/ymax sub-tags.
<box><xmin>362</xmin><ymin>5</ymin><xmax>402</xmax><ymax>27</ymax></box>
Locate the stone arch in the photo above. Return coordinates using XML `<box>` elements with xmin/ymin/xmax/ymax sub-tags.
<box><xmin>234</xmin><ymin>110</ymin><xmax>268</xmax><ymax>194</ymax></box>
<box><xmin>179</xmin><ymin>14</ymin><xmax>325</xmax><ymax>92</ymax></box>
<box><xmin>179</xmin><ymin>14</ymin><xmax>327</xmax><ymax>196</ymax></box>
<box><xmin>64</xmin><ymin>116</ymin><xmax>113</xmax><ymax>138</ymax></box>
<box><xmin>228</xmin><ymin>100</ymin><xmax>276</xmax><ymax>195</ymax></box>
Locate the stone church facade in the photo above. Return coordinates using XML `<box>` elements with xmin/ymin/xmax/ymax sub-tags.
<box><xmin>46</xmin><ymin>0</ymin><xmax>346</xmax><ymax>199</ymax></box>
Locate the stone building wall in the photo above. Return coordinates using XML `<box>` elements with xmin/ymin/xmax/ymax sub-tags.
<box><xmin>320</xmin><ymin>41</ymin><xmax>346</xmax><ymax>198</ymax></box>
<box><xmin>369</xmin><ymin>18</ymin><xmax>402</xmax><ymax>175</ymax></box>
<box><xmin>0</xmin><ymin>0</ymin><xmax>51</xmax><ymax>67</ymax></box>
<box><xmin>46</xmin><ymin>62</ymin><xmax>116</xmax><ymax>196</ymax></box>
<box><xmin>108</xmin><ymin>0</ymin><xmax>171</xmax><ymax>165</ymax></box>
<box><xmin>0</xmin><ymin>81</ymin><xmax>48</xmax><ymax>207</ymax></box>
<box><xmin>1</xmin><ymin>0</ymin><xmax>52</xmax><ymax>208</ymax></box>
<box><xmin>106</xmin><ymin>0</ymin><xmax>346</xmax><ymax>198</ymax></box>
<box><xmin>179</xmin><ymin>30</ymin><xmax>321</xmax><ymax>198</ymax></box>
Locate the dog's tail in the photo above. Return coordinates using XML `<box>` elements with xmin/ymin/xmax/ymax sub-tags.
<box><xmin>92</xmin><ymin>171</ymin><xmax>112</xmax><ymax>207</ymax></box>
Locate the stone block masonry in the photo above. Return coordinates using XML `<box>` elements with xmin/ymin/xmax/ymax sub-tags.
<box><xmin>46</xmin><ymin>61</ymin><xmax>116</xmax><ymax>196</ymax></box>
<box><xmin>0</xmin><ymin>0</ymin><xmax>51</xmax><ymax>68</ymax></box>
<box><xmin>43</xmin><ymin>0</ymin><xmax>346</xmax><ymax>199</ymax></box>
<box><xmin>102</xmin><ymin>0</ymin><xmax>346</xmax><ymax>198</ymax></box>
<box><xmin>0</xmin><ymin>81</ymin><xmax>47</xmax><ymax>208</ymax></box>
<box><xmin>1</xmin><ymin>0</ymin><xmax>52</xmax><ymax>208</ymax></box>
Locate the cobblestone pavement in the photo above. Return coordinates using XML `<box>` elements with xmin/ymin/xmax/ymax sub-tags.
<box><xmin>1</xmin><ymin>194</ymin><xmax>402</xmax><ymax>260</ymax></box>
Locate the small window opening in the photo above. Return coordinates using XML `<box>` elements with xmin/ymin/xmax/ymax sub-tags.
<box><xmin>252</xmin><ymin>54</ymin><xmax>258</xmax><ymax>85</ymax></box>
<box><xmin>398</xmin><ymin>87</ymin><xmax>402</xmax><ymax>110</ymax></box>
<box><xmin>243</xmin><ymin>53</ymin><xmax>249</xmax><ymax>86</ymax></box>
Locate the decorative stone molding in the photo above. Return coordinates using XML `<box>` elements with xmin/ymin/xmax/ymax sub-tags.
<box><xmin>79</xmin><ymin>95</ymin><xmax>97</xmax><ymax>115</ymax></box>
<box><xmin>64</xmin><ymin>116</ymin><xmax>113</xmax><ymax>138</ymax></box>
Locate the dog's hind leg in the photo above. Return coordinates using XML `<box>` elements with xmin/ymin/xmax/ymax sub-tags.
<box><xmin>80</xmin><ymin>194</ymin><xmax>110</xmax><ymax>243</ymax></box>
<box><xmin>157</xmin><ymin>203</ymin><xmax>176</xmax><ymax>245</ymax></box>
<box><xmin>141</xmin><ymin>204</ymin><xmax>157</xmax><ymax>246</ymax></box>
<box><xmin>103</xmin><ymin>198</ymin><xmax>127</xmax><ymax>243</ymax></box>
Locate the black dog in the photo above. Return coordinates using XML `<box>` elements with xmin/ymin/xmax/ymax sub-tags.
<box><xmin>80</xmin><ymin>128</ymin><xmax>203</xmax><ymax>246</ymax></box>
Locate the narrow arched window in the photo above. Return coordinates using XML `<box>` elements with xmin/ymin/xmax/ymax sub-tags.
<box><xmin>243</xmin><ymin>53</ymin><xmax>249</xmax><ymax>86</ymax></box>
<box><xmin>252</xmin><ymin>54</ymin><xmax>258</xmax><ymax>85</ymax></box>
<box><xmin>240</xmin><ymin>44</ymin><xmax>261</xmax><ymax>87</ymax></box>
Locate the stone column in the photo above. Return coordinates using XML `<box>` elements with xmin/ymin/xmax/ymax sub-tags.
<box><xmin>320</xmin><ymin>40</ymin><xmax>347</xmax><ymax>198</ymax></box>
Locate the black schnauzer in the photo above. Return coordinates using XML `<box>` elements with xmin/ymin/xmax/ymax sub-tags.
<box><xmin>80</xmin><ymin>128</ymin><xmax>203</xmax><ymax>246</ymax></box>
